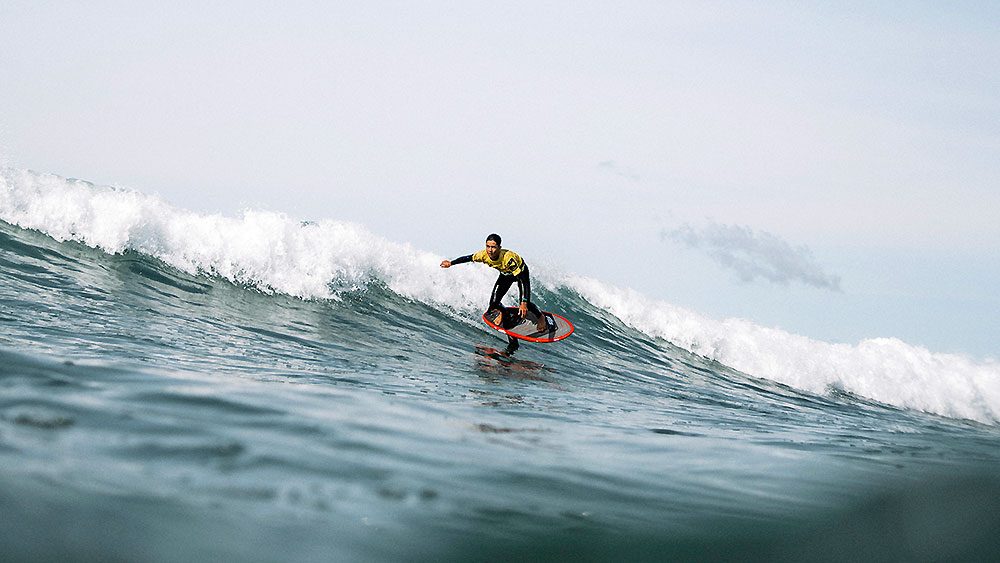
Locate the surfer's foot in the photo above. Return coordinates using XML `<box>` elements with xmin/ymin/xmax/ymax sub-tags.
<box><xmin>505</xmin><ymin>339</ymin><xmax>519</xmax><ymax>354</ymax></box>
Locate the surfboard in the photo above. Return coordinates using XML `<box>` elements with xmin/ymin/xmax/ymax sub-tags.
<box><xmin>481</xmin><ymin>307</ymin><xmax>575</xmax><ymax>343</ymax></box>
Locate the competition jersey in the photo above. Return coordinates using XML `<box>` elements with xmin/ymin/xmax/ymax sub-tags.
<box><xmin>471</xmin><ymin>248</ymin><xmax>525</xmax><ymax>276</ymax></box>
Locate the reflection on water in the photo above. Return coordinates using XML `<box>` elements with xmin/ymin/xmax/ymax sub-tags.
<box><xmin>472</xmin><ymin>345</ymin><xmax>556</xmax><ymax>383</ymax></box>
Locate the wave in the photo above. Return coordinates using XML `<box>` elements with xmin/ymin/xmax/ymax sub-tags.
<box><xmin>566</xmin><ymin>277</ymin><xmax>1000</xmax><ymax>424</ymax></box>
<box><xmin>3</xmin><ymin>168</ymin><xmax>999</xmax><ymax>424</ymax></box>
<box><xmin>0</xmin><ymin>168</ymin><xmax>490</xmax><ymax>307</ymax></box>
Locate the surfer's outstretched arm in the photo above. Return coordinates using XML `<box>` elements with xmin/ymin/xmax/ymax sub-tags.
<box><xmin>440</xmin><ymin>255</ymin><xmax>473</xmax><ymax>268</ymax></box>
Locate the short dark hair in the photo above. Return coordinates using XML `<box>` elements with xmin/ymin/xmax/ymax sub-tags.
<box><xmin>486</xmin><ymin>233</ymin><xmax>501</xmax><ymax>246</ymax></box>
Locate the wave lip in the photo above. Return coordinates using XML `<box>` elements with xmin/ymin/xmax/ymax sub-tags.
<box><xmin>0</xmin><ymin>168</ymin><xmax>489</xmax><ymax>307</ymax></box>
<box><xmin>565</xmin><ymin>275</ymin><xmax>1000</xmax><ymax>425</ymax></box>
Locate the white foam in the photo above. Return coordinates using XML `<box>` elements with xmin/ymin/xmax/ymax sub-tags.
<box><xmin>0</xmin><ymin>168</ymin><xmax>493</xmax><ymax>310</ymax></box>
<box><xmin>565</xmin><ymin>275</ymin><xmax>1000</xmax><ymax>424</ymax></box>
<box><xmin>4</xmin><ymin>168</ymin><xmax>999</xmax><ymax>424</ymax></box>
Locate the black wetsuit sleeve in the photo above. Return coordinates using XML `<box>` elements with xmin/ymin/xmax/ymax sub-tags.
<box><xmin>450</xmin><ymin>254</ymin><xmax>473</xmax><ymax>265</ymax></box>
<box><xmin>516</xmin><ymin>269</ymin><xmax>530</xmax><ymax>303</ymax></box>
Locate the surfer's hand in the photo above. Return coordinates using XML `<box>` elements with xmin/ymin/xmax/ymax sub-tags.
<box><xmin>518</xmin><ymin>302</ymin><xmax>528</xmax><ymax>318</ymax></box>
<box><xmin>440</xmin><ymin>260</ymin><xmax>451</xmax><ymax>268</ymax></box>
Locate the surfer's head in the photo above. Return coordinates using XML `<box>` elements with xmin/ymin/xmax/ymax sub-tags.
<box><xmin>486</xmin><ymin>234</ymin><xmax>501</xmax><ymax>259</ymax></box>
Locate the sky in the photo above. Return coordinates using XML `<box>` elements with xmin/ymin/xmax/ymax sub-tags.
<box><xmin>2</xmin><ymin>1</ymin><xmax>998</xmax><ymax>357</ymax></box>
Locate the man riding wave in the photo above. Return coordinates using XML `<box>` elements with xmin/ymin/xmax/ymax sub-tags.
<box><xmin>440</xmin><ymin>233</ymin><xmax>547</xmax><ymax>351</ymax></box>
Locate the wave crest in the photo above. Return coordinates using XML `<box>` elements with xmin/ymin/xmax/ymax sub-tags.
<box><xmin>0</xmin><ymin>168</ymin><xmax>491</xmax><ymax>306</ymax></box>
<box><xmin>566</xmin><ymin>276</ymin><xmax>1000</xmax><ymax>424</ymax></box>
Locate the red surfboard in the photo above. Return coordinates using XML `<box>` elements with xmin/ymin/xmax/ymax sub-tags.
<box><xmin>481</xmin><ymin>307</ymin><xmax>575</xmax><ymax>343</ymax></box>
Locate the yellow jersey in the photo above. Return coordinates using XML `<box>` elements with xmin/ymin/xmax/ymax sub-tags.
<box><xmin>471</xmin><ymin>248</ymin><xmax>525</xmax><ymax>276</ymax></box>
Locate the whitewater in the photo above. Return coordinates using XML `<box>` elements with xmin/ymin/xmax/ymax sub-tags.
<box><xmin>2</xmin><ymin>168</ymin><xmax>999</xmax><ymax>561</ymax></box>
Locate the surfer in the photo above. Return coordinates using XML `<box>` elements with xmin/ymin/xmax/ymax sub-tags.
<box><xmin>441</xmin><ymin>233</ymin><xmax>547</xmax><ymax>352</ymax></box>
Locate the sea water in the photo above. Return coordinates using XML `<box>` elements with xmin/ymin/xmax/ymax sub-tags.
<box><xmin>2</xmin><ymin>169</ymin><xmax>999</xmax><ymax>561</ymax></box>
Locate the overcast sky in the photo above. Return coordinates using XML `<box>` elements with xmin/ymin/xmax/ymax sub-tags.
<box><xmin>2</xmin><ymin>1</ymin><xmax>998</xmax><ymax>357</ymax></box>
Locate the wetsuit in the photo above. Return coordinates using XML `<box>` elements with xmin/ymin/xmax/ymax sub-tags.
<box><xmin>449</xmin><ymin>248</ymin><xmax>543</xmax><ymax>319</ymax></box>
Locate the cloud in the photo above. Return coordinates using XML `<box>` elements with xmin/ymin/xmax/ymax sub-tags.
<box><xmin>598</xmin><ymin>160</ymin><xmax>641</xmax><ymax>182</ymax></box>
<box><xmin>662</xmin><ymin>222</ymin><xmax>842</xmax><ymax>291</ymax></box>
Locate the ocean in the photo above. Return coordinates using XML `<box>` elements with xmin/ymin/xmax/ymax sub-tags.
<box><xmin>2</xmin><ymin>168</ymin><xmax>999</xmax><ymax>562</ymax></box>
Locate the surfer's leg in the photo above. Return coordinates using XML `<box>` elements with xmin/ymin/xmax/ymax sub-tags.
<box><xmin>489</xmin><ymin>274</ymin><xmax>515</xmax><ymax>312</ymax></box>
<box><xmin>526</xmin><ymin>301</ymin><xmax>549</xmax><ymax>331</ymax></box>
<box><xmin>505</xmin><ymin>335</ymin><xmax>519</xmax><ymax>354</ymax></box>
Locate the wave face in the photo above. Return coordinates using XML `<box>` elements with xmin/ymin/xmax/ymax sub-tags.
<box><xmin>3</xmin><ymin>169</ymin><xmax>1000</xmax><ymax>561</ymax></box>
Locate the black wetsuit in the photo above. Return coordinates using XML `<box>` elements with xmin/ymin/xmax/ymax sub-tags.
<box><xmin>450</xmin><ymin>254</ymin><xmax>542</xmax><ymax>352</ymax></box>
<box><xmin>450</xmin><ymin>255</ymin><xmax>541</xmax><ymax>317</ymax></box>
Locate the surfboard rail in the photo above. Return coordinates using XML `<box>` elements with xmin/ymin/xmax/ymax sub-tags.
<box><xmin>481</xmin><ymin>307</ymin><xmax>575</xmax><ymax>343</ymax></box>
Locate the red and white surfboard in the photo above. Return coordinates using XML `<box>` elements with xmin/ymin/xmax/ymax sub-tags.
<box><xmin>481</xmin><ymin>307</ymin><xmax>575</xmax><ymax>343</ymax></box>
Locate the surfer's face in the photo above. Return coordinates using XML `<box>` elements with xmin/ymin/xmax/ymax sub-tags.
<box><xmin>485</xmin><ymin>241</ymin><xmax>500</xmax><ymax>260</ymax></box>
